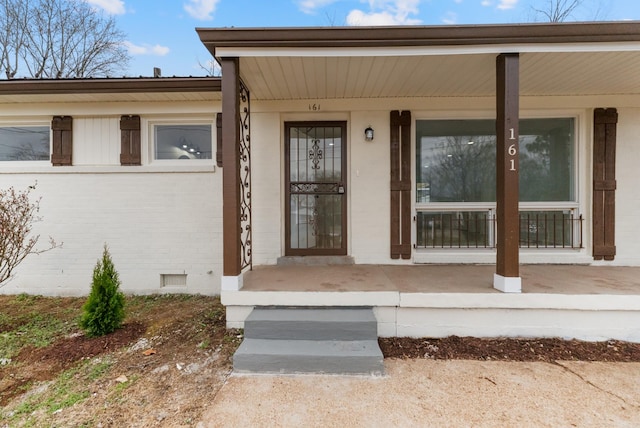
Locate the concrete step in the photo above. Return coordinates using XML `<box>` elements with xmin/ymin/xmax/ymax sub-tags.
<box><xmin>234</xmin><ymin>307</ymin><xmax>384</xmax><ymax>375</ymax></box>
<box><xmin>244</xmin><ymin>307</ymin><xmax>377</xmax><ymax>341</ymax></box>
<box><xmin>233</xmin><ymin>338</ymin><xmax>384</xmax><ymax>375</ymax></box>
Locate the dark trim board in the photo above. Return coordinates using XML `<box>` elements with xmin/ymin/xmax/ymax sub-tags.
<box><xmin>0</xmin><ymin>77</ymin><xmax>221</xmax><ymax>95</ymax></box>
<box><xmin>198</xmin><ymin>21</ymin><xmax>640</xmax><ymax>52</ymax></box>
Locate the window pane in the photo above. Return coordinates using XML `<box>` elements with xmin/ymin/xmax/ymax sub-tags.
<box><xmin>289</xmin><ymin>126</ymin><xmax>342</xmax><ymax>182</ymax></box>
<box><xmin>416</xmin><ymin>118</ymin><xmax>575</xmax><ymax>203</ymax></box>
<box><xmin>154</xmin><ymin>124</ymin><xmax>212</xmax><ymax>160</ymax></box>
<box><xmin>416</xmin><ymin>120</ymin><xmax>496</xmax><ymax>202</ymax></box>
<box><xmin>520</xmin><ymin>119</ymin><xmax>574</xmax><ymax>202</ymax></box>
<box><xmin>0</xmin><ymin>126</ymin><xmax>49</xmax><ymax>161</ymax></box>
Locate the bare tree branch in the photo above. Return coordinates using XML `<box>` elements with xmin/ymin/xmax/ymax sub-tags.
<box><xmin>197</xmin><ymin>58</ymin><xmax>221</xmax><ymax>77</ymax></box>
<box><xmin>0</xmin><ymin>184</ymin><xmax>61</xmax><ymax>286</ymax></box>
<box><xmin>1</xmin><ymin>0</ymin><xmax>130</xmax><ymax>78</ymax></box>
<box><xmin>0</xmin><ymin>0</ymin><xmax>30</xmax><ymax>78</ymax></box>
<box><xmin>529</xmin><ymin>0</ymin><xmax>605</xmax><ymax>22</ymax></box>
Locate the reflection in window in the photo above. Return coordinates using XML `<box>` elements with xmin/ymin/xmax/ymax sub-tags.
<box><xmin>289</xmin><ymin>126</ymin><xmax>342</xmax><ymax>183</ymax></box>
<box><xmin>416</xmin><ymin>118</ymin><xmax>575</xmax><ymax>203</ymax></box>
<box><xmin>154</xmin><ymin>124</ymin><xmax>212</xmax><ymax>160</ymax></box>
<box><xmin>0</xmin><ymin>126</ymin><xmax>50</xmax><ymax>161</ymax></box>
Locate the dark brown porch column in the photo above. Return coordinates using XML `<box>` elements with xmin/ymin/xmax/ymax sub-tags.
<box><xmin>494</xmin><ymin>53</ymin><xmax>521</xmax><ymax>293</ymax></box>
<box><xmin>221</xmin><ymin>57</ymin><xmax>242</xmax><ymax>283</ymax></box>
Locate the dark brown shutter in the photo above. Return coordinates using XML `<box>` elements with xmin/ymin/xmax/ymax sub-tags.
<box><xmin>390</xmin><ymin>110</ymin><xmax>412</xmax><ymax>259</ymax></box>
<box><xmin>51</xmin><ymin>116</ymin><xmax>72</xmax><ymax>166</ymax></box>
<box><xmin>120</xmin><ymin>115</ymin><xmax>141</xmax><ymax>165</ymax></box>
<box><xmin>593</xmin><ymin>108</ymin><xmax>617</xmax><ymax>260</ymax></box>
<box><xmin>216</xmin><ymin>112</ymin><xmax>223</xmax><ymax>167</ymax></box>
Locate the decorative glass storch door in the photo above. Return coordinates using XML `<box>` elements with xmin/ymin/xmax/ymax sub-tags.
<box><xmin>285</xmin><ymin>122</ymin><xmax>347</xmax><ymax>256</ymax></box>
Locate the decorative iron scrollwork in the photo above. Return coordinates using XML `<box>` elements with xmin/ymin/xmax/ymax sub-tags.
<box><xmin>309</xmin><ymin>139</ymin><xmax>323</xmax><ymax>170</ymax></box>
<box><xmin>239</xmin><ymin>80</ymin><xmax>252</xmax><ymax>271</ymax></box>
<box><xmin>290</xmin><ymin>182</ymin><xmax>340</xmax><ymax>194</ymax></box>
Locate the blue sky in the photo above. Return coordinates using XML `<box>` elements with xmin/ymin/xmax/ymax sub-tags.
<box><xmin>85</xmin><ymin>0</ymin><xmax>640</xmax><ymax>77</ymax></box>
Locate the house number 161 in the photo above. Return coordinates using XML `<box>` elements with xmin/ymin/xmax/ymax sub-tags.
<box><xmin>508</xmin><ymin>128</ymin><xmax>517</xmax><ymax>172</ymax></box>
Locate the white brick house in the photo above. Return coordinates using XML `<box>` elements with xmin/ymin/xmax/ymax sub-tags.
<box><xmin>0</xmin><ymin>78</ymin><xmax>223</xmax><ymax>295</ymax></box>
<box><xmin>3</xmin><ymin>22</ymin><xmax>640</xmax><ymax>340</ymax></box>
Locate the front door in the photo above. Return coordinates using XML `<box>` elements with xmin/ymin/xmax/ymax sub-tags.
<box><xmin>285</xmin><ymin>122</ymin><xmax>347</xmax><ymax>256</ymax></box>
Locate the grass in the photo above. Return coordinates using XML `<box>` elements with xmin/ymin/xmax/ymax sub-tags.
<box><xmin>0</xmin><ymin>311</ymin><xmax>76</xmax><ymax>361</ymax></box>
<box><xmin>87</xmin><ymin>357</ymin><xmax>113</xmax><ymax>381</ymax></box>
<box><xmin>6</xmin><ymin>357</ymin><xmax>114</xmax><ymax>424</ymax></box>
<box><xmin>0</xmin><ymin>294</ymin><xmax>236</xmax><ymax>427</ymax></box>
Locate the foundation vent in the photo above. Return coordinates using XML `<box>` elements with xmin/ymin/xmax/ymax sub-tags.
<box><xmin>161</xmin><ymin>274</ymin><xmax>187</xmax><ymax>287</ymax></box>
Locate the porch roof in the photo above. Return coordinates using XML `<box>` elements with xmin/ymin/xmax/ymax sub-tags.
<box><xmin>197</xmin><ymin>22</ymin><xmax>640</xmax><ymax>101</ymax></box>
<box><xmin>0</xmin><ymin>76</ymin><xmax>222</xmax><ymax>103</ymax></box>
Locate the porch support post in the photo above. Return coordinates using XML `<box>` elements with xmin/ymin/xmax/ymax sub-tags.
<box><xmin>494</xmin><ymin>53</ymin><xmax>521</xmax><ymax>293</ymax></box>
<box><xmin>221</xmin><ymin>57</ymin><xmax>243</xmax><ymax>290</ymax></box>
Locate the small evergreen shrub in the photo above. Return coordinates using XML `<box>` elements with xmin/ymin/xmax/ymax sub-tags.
<box><xmin>79</xmin><ymin>245</ymin><xmax>126</xmax><ymax>337</ymax></box>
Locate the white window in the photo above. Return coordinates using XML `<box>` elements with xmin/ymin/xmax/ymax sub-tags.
<box><xmin>0</xmin><ymin>125</ymin><xmax>50</xmax><ymax>161</ymax></box>
<box><xmin>152</xmin><ymin>123</ymin><xmax>213</xmax><ymax>161</ymax></box>
<box><xmin>415</xmin><ymin>117</ymin><xmax>581</xmax><ymax>249</ymax></box>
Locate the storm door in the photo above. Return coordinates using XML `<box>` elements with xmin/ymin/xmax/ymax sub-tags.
<box><xmin>285</xmin><ymin>122</ymin><xmax>347</xmax><ymax>256</ymax></box>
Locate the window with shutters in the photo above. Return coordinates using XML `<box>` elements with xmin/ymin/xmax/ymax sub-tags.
<box><xmin>0</xmin><ymin>123</ymin><xmax>50</xmax><ymax>162</ymax></box>
<box><xmin>415</xmin><ymin>116</ymin><xmax>581</xmax><ymax>250</ymax></box>
<box><xmin>150</xmin><ymin>118</ymin><xmax>213</xmax><ymax>162</ymax></box>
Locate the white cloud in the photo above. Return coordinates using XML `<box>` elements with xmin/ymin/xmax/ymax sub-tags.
<box><xmin>497</xmin><ymin>0</ymin><xmax>518</xmax><ymax>10</ymax></box>
<box><xmin>454</xmin><ymin>0</ymin><xmax>463</xmax><ymax>3</ymax></box>
<box><xmin>184</xmin><ymin>0</ymin><xmax>220</xmax><ymax>21</ymax></box>
<box><xmin>297</xmin><ymin>0</ymin><xmax>340</xmax><ymax>14</ymax></box>
<box><xmin>441</xmin><ymin>11</ymin><xmax>457</xmax><ymax>24</ymax></box>
<box><xmin>346</xmin><ymin>0</ymin><xmax>421</xmax><ymax>26</ymax></box>
<box><xmin>481</xmin><ymin>0</ymin><xmax>492</xmax><ymax>6</ymax></box>
<box><xmin>84</xmin><ymin>0</ymin><xmax>125</xmax><ymax>14</ymax></box>
<box><xmin>124</xmin><ymin>42</ymin><xmax>170</xmax><ymax>56</ymax></box>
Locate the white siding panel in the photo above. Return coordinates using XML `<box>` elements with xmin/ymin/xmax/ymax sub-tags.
<box><xmin>73</xmin><ymin>117</ymin><xmax>120</xmax><ymax>166</ymax></box>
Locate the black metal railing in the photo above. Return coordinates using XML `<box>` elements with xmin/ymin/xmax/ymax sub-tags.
<box><xmin>518</xmin><ymin>211</ymin><xmax>583</xmax><ymax>249</ymax></box>
<box><xmin>415</xmin><ymin>210</ymin><xmax>583</xmax><ymax>250</ymax></box>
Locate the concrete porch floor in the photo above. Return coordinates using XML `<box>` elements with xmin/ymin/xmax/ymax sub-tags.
<box><xmin>224</xmin><ymin>264</ymin><xmax>640</xmax><ymax>341</ymax></box>
<box><xmin>241</xmin><ymin>264</ymin><xmax>640</xmax><ymax>295</ymax></box>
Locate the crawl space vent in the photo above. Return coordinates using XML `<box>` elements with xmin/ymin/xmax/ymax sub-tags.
<box><xmin>161</xmin><ymin>274</ymin><xmax>187</xmax><ymax>287</ymax></box>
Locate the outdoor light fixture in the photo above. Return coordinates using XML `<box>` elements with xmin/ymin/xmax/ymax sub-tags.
<box><xmin>364</xmin><ymin>126</ymin><xmax>374</xmax><ymax>142</ymax></box>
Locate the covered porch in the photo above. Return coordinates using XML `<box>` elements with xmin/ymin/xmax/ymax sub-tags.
<box><xmin>197</xmin><ymin>22</ymin><xmax>640</xmax><ymax>342</ymax></box>
<box><xmin>224</xmin><ymin>264</ymin><xmax>640</xmax><ymax>342</ymax></box>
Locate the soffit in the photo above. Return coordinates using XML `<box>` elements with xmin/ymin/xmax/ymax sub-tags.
<box><xmin>198</xmin><ymin>23</ymin><xmax>640</xmax><ymax>101</ymax></box>
<box><xmin>236</xmin><ymin>50</ymin><xmax>640</xmax><ymax>100</ymax></box>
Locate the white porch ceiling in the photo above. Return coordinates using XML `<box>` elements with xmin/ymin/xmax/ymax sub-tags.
<box><xmin>239</xmin><ymin>50</ymin><xmax>640</xmax><ymax>100</ymax></box>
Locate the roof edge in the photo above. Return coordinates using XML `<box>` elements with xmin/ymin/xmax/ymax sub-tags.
<box><xmin>0</xmin><ymin>77</ymin><xmax>221</xmax><ymax>95</ymax></box>
<box><xmin>197</xmin><ymin>21</ymin><xmax>640</xmax><ymax>54</ymax></box>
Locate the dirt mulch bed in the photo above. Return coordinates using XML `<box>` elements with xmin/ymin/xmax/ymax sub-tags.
<box><xmin>1</xmin><ymin>322</ymin><xmax>147</xmax><ymax>407</ymax></box>
<box><xmin>379</xmin><ymin>336</ymin><xmax>640</xmax><ymax>362</ymax></box>
<box><xmin>21</xmin><ymin>322</ymin><xmax>147</xmax><ymax>369</ymax></box>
